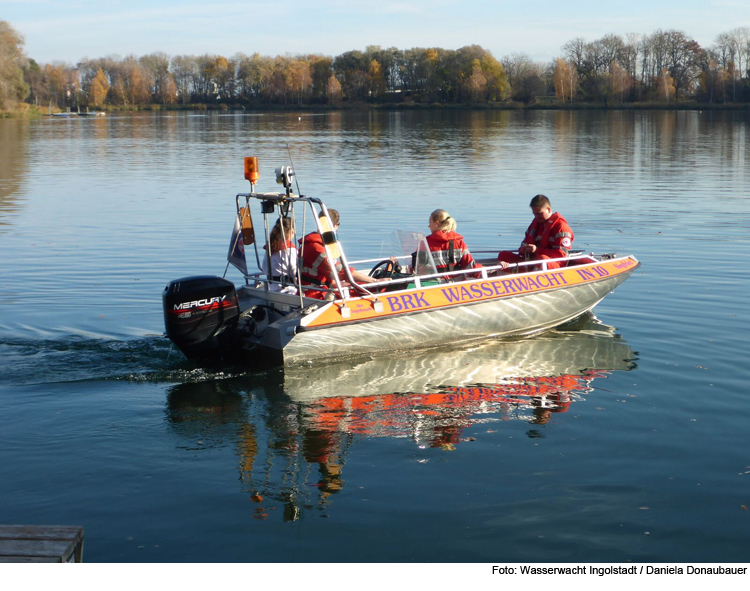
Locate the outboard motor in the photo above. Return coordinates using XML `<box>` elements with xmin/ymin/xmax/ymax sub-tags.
<box><xmin>163</xmin><ymin>276</ymin><xmax>240</xmax><ymax>360</ymax></box>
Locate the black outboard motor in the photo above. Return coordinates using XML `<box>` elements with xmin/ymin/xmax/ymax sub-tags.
<box><xmin>163</xmin><ymin>276</ymin><xmax>240</xmax><ymax>360</ymax></box>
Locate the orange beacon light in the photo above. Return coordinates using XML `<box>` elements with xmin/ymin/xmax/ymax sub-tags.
<box><xmin>244</xmin><ymin>157</ymin><xmax>260</xmax><ymax>184</ymax></box>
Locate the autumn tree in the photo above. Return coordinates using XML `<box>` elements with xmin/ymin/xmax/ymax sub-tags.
<box><xmin>481</xmin><ymin>54</ymin><xmax>509</xmax><ymax>101</ymax></box>
<box><xmin>658</xmin><ymin>68</ymin><xmax>675</xmax><ymax>101</ymax></box>
<box><xmin>326</xmin><ymin>73</ymin><xmax>342</xmax><ymax>105</ymax></box>
<box><xmin>162</xmin><ymin>73</ymin><xmax>177</xmax><ymax>104</ymax></box>
<box><xmin>286</xmin><ymin>59</ymin><xmax>312</xmax><ymax>104</ymax></box>
<box><xmin>0</xmin><ymin>20</ymin><xmax>30</xmax><ymax>110</ymax></box>
<box><xmin>368</xmin><ymin>59</ymin><xmax>386</xmax><ymax>98</ymax></box>
<box><xmin>89</xmin><ymin>67</ymin><xmax>109</xmax><ymax>106</ymax></box>
<box><xmin>127</xmin><ymin>63</ymin><xmax>150</xmax><ymax>105</ymax></box>
<box><xmin>553</xmin><ymin>58</ymin><xmax>574</xmax><ymax>102</ymax></box>
<box><xmin>467</xmin><ymin>59</ymin><xmax>487</xmax><ymax>102</ymax></box>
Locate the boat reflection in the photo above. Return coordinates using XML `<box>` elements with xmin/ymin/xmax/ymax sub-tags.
<box><xmin>164</xmin><ymin>313</ymin><xmax>636</xmax><ymax>520</ymax></box>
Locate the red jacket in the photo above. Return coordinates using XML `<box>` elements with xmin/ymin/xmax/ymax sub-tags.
<box><xmin>425</xmin><ymin>231</ymin><xmax>478</xmax><ymax>273</ymax></box>
<box><xmin>522</xmin><ymin>213</ymin><xmax>574</xmax><ymax>260</ymax></box>
<box><xmin>299</xmin><ymin>232</ymin><xmax>343</xmax><ymax>298</ymax></box>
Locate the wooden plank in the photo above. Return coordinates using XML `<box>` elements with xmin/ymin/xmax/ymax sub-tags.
<box><xmin>0</xmin><ymin>525</ymin><xmax>84</xmax><ymax>563</ymax></box>
<box><xmin>0</xmin><ymin>540</ymin><xmax>75</xmax><ymax>558</ymax></box>
<box><xmin>0</xmin><ymin>556</ymin><xmax>60</xmax><ymax>563</ymax></box>
<box><xmin>0</xmin><ymin>525</ymin><xmax>83</xmax><ymax>542</ymax></box>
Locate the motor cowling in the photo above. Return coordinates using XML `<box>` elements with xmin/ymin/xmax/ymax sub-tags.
<box><xmin>163</xmin><ymin>276</ymin><xmax>240</xmax><ymax>360</ymax></box>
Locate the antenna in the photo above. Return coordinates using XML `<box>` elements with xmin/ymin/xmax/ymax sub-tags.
<box><xmin>286</xmin><ymin>143</ymin><xmax>302</xmax><ymax>196</ymax></box>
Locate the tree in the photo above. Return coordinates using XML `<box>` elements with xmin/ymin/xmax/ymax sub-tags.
<box><xmin>89</xmin><ymin>67</ymin><xmax>109</xmax><ymax>106</ymax></box>
<box><xmin>127</xmin><ymin>64</ymin><xmax>150</xmax><ymax>105</ymax></box>
<box><xmin>162</xmin><ymin>73</ymin><xmax>177</xmax><ymax>104</ymax></box>
<box><xmin>553</xmin><ymin>58</ymin><xmax>573</xmax><ymax>102</ymax></box>
<box><xmin>310</xmin><ymin>56</ymin><xmax>333</xmax><ymax>102</ymax></box>
<box><xmin>658</xmin><ymin>68</ymin><xmax>675</xmax><ymax>101</ymax></box>
<box><xmin>501</xmin><ymin>52</ymin><xmax>543</xmax><ymax>102</ymax></box>
<box><xmin>22</xmin><ymin>58</ymin><xmax>46</xmax><ymax>105</ymax></box>
<box><xmin>326</xmin><ymin>74</ymin><xmax>342</xmax><ymax>105</ymax></box>
<box><xmin>609</xmin><ymin>61</ymin><xmax>631</xmax><ymax>103</ymax></box>
<box><xmin>467</xmin><ymin>59</ymin><xmax>487</xmax><ymax>102</ymax></box>
<box><xmin>285</xmin><ymin>59</ymin><xmax>312</xmax><ymax>104</ymax></box>
<box><xmin>0</xmin><ymin>20</ymin><xmax>30</xmax><ymax>110</ymax></box>
<box><xmin>171</xmin><ymin>55</ymin><xmax>199</xmax><ymax>103</ymax></box>
<box><xmin>481</xmin><ymin>54</ymin><xmax>509</xmax><ymax>101</ymax></box>
<box><xmin>368</xmin><ymin>59</ymin><xmax>386</xmax><ymax>98</ymax></box>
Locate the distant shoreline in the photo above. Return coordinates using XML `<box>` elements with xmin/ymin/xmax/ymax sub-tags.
<box><xmin>4</xmin><ymin>101</ymin><xmax>750</xmax><ymax>118</ymax></box>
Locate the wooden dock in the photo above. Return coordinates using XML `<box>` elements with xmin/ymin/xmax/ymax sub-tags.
<box><xmin>0</xmin><ymin>525</ymin><xmax>84</xmax><ymax>563</ymax></box>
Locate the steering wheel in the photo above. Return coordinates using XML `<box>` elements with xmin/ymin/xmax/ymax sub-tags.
<box><xmin>369</xmin><ymin>259</ymin><xmax>397</xmax><ymax>280</ymax></box>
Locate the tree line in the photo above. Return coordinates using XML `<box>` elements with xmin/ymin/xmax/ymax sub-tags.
<box><xmin>2</xmin><ymin>19</ymin><xmax>750</xmax><ymax>113</ymax></box>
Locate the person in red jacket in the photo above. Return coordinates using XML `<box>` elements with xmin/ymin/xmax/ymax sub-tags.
<box><xmin>425</xmin><ymin>209</ymin><xmax>480</xmax><ymax>274</ymax></box>
<box><xmin>299</xmin><ymin>208</ymin><xmax>378</xmax><ymax>299</ymax></box>
<box><xmin>498</xmin><ymin>195</ymin><xmax>574</xmax><ymax>270</ymax></box>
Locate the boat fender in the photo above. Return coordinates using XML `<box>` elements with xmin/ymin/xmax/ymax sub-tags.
<box><xmin>317</xmin><ymin>214</ymin><xmax>341</xmax><ymax>259</ymax></box>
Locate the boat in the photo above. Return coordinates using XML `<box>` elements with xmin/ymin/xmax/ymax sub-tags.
<box><xmin>162</xmin><ymin>158</ymin><xmax>640</xmax><ymax>366</ymax></box>
<box><xmin>76</xmin><ymin>108</ymin><xmax>106</xmax><ymax>117</ymax></box>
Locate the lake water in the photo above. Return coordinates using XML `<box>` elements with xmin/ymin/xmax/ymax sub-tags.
<box><xmin>0</xmin><ymin>110</ymin><xmax>748</xmax><ymax>563</ymax></box>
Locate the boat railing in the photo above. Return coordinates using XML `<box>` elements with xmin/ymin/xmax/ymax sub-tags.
<box><xmin>235</xmin><ymin>187</ymin><xmax>605</xmax><ymax>301</ymax></box>
<box><xmin>347</xmin><ymin>251</ymin><xmax>598</xmax><ymax>293</ymax></box>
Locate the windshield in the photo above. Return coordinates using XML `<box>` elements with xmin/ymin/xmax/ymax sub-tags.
<box><xmin>379</xmin><ymin>230</ymin><xmax>438</xmax><ymax>276</ymax></box>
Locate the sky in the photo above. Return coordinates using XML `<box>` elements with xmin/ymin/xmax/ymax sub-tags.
<box><xmin>2</xmin><ymin>0</ymin><xmax>749</xmax><ymax>65</ymax></box>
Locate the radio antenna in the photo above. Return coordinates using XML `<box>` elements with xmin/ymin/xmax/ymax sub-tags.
<box><xmin>286</xmin><ymin>143</ymin><xmax>302</xmax><ymax>196</ymax></box>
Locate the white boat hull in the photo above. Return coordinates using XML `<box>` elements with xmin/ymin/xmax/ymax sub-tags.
<box><xmin>252</xmin><ymin>261</ymin><xmax>636</xmax><ymax>365</ymax></box>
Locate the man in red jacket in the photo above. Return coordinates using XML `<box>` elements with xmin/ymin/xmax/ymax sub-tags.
<box><xmin>498</xmin><ymin>195</ymin><xmax>574</xmax><ymax>270</ymax></box>
<box><xmin>299</xmin><ymin>209</ymin><xmax>378</xmax><ymax>299</ymax></box>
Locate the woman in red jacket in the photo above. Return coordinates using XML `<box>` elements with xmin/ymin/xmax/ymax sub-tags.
<box><xmin>425</xmin><ymin>209</ymin><xmax>479</xmax><ymax>274</ymax></box>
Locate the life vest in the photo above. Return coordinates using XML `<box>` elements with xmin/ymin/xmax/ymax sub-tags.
<box><xmin>522</xmin><ymin>213</ymin><xmax>574</xmax><ymax>259</ymax></box>
<box><xmin>298</xmin><ymin>232</ymin><xmax>343</xmax><ymax>298</ymax></box>
<box><xmin>425</xmin><ymin>231</ymin><xmax>478</xmax><ymax>273</ymax></box>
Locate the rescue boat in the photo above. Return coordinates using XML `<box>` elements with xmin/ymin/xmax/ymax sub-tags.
<box><xmin>162</xmin><ymin>158</ymin><xmax>640</xmax><ymax>366</ymax></box>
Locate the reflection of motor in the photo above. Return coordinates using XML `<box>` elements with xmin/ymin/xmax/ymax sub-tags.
<box><xmin>162</xmin><ymin>275</ymin><xmax>240</xmax><ymax>360</ymax></box>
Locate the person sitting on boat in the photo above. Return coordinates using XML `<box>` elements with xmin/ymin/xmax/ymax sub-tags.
<box><xmin>497</xmin><ymin>194</ymin><xmax>574</xmax><ymax>271</ymax></box>
<box><xmin>261</xmin><ymin>216</ymin><xmax>298</xmax><ymax>293</ymax></box>
<box><xmin>425</xmin><ymin>209</ymin><xmax>480</xmax><ymax>275</ymax></box>
<box><xmin>299</xmin><ymin>209</ymin><xmax>379</xmax><ymax>299</ymax></box>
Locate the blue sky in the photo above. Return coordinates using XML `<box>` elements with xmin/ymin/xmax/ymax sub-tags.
<box><xmin>3</xmin><ymin>0</ymin><xmax>748</xmax><ymax>65</ymax></box>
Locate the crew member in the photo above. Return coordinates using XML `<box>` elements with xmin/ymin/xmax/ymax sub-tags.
<box><xmin>261</xmin><ymin>216</ymin><xmax>297</xmax><ymax>293</ymax></box>
<box><xmin>425</xmin><ymin>209</ymin><xmax>480</xmax><ymax>274</ymax></box>
<box><xmin>299</xmin><ymin>209</ymin><xmax>378</xmax><ymax>299</ymax></box>
<box><xmin>498</xmin><ymin>194</ymin><xmax>574</xmax><ymax>270</ymax></box>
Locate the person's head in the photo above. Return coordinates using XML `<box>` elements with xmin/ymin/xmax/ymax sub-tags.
<box><xmin>529</xmin><ymin>194</ymin><xmax>552</xmax><ymax>223</ymax></box>
<box><xmin>428</xmin><ymin>209</ymin><xmax>456</xmax><ymax>234</ymax></box>
<box><xmin>320</xmin><ymin>208</ymin><xmax>340</xmax><ymax>229</ymax></box>
<box><xmin>270</xmin><ymin>216</ymin><xmax>295</xmax><ymax>251</ymax></box>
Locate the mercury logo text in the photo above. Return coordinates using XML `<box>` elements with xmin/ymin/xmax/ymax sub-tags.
<box><xmin>173</xmin><ymin>296</ymin><xmax>227</xmax><ymax>311</ymax></box>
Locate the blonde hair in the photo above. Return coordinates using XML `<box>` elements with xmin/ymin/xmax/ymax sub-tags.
<box><xmin>430</xmin><ymin>209</ymin><xmax>456</xmax><ymax>233</ymax></box>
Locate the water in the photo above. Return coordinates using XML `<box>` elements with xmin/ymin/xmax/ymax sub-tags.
<box><xmin>0</xmin><ymin>110</ymin><xmax>748</xmax><ymax>563</ymax></box>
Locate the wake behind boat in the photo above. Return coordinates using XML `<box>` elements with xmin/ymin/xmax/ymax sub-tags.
<box><xmin>162</xmin><ymin>158</ymin><xmax>640</xmax><ymax>366</ymax></box>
